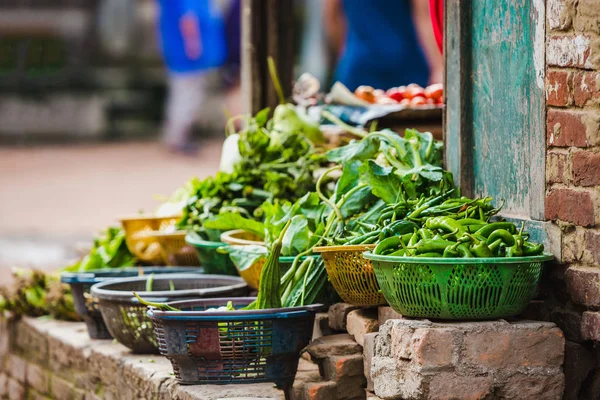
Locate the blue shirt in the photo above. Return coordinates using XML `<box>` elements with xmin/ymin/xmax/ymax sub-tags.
<box><xmin>334</xmin><ymin>0</ymin><xmax>429</xmax><ymax>91</ymax></box>
<box><xmin>157</xmin><ymin>0</ymin><xmax>227</xmax><ymax>74</ymax></box>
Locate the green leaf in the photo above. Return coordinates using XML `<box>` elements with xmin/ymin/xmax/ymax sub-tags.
<box><xmin>334</xmin><ymin>160</ymin><xmax>361</xmax><ymax>202</ymax></box>
<box><xmin>225</xmin><ymin>245</ymin><xmax>268</xmax><ymax>272</ymax></box>
<box><xmin>281</xmin><ymin>215</ymin><xmax>309</xmax><ymax>256</ymax></box>
<box><xmin>326</xmin><ymin>137</ymin><xmax>378</xmax><ymax>163</ymax></box>
<box><xmin>339</xmin><ymin>185</ymin><xmax>375</xmax><ymax>218</ymax></box>
<box><xmin>203</xmin><ymin>213</ymin><xmax>265</xmax><ymax>238</ymax></box>
<box><xmin>360</xmin><ymin>160</ymin><xmax>402</xmax><ymax>204</ymax></box>
<box><xmin>254</xmin><ymin>107</ymin><xmax>271</xmax><ymax>127</ymax></box>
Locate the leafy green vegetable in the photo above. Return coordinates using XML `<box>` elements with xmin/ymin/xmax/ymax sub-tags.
<box><xmin>204</xmin><ymin>213</ymin><xmax>266</xmax><ymax>239</ymax></box>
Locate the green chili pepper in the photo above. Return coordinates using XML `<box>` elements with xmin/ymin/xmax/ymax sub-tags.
<box><xmin>458</xmin><ymin>218</ymin><xmax>487</xmax><ymax>226</ymax></box>
<box><xmin>456</xmin><ymin>244</ymin><xmax>474</xmax><ymax>258</ymax></box>
<box><xmin>346</xmin><ymin>231</ymin><xmax>379</xmax><ymax>245</ymax></box>
<box><xmin>413</xmin><ymin>239</ymin><xmax>456</xmax><ymax>255</ymax></box>
<box><xmin>465</xmin><ymin>234</ymin><xmax>494</xmax><ymax>258</ymax></box>
<box><xmin>522</xmin><ymin>241</ymin><xmax>544</xmax><ymax>256</ymax></box>
<box><xmin>374</xmin><ymin>236</ymin><xmax>403</xmax><ymax>255</ymax></box>
<box><xmin>443</xmin><ymin>245</ymin><xmax>459</xmax><ymax>257</ymax></box>
<box><xmin>486</xmin><ymin>229</ymin><xmax>515</xmax><ymax>247</ymax></box>
<box><xmin>425</xmin><ymin>216</ymin><xmax>465</xmax><ymax>235</ymax></box>
<box><xmin>408</xmin><ymin>229</ymin><xmax>420</xmax><ymax>247</ymax></box>
<box><xmin>474</xmin><ymin>222</ymin><xmax>517</xmax><ymax>238</ymax></box>
<box><xmin>506</xmin><ymin>236</ymin><xmax>524</xmax><ymax>257</ymax></box>
<box><xmin>389</xmin><ymin>249</ymin><xmax>406</xmax><ymax>257</ymax></box>
<box><xmin>418</xmin><ymin>228</ymin><xmax>433</xmax><ymax>240</ymax></box>
<box><xmin>488</xmin><ymin>238</ymin><xmax>504</xmax><ymax>255</ymax></box>
<box><xmin>417</xmin><ymin>252</ymin><xmax>443</xmax><ymax>257</ymax></box>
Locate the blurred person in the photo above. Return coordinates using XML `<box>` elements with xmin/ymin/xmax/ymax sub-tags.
<box><xmin>157</xmin><ymin>0</ymin><xmax>227</xmax><ymax>154</ymax></box>
<box><xmin>323</xmin><ymin>0</ymin><xmax>443</xmax><ymax>91</ymax></box>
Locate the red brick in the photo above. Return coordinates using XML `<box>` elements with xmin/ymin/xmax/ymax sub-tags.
<box><xmin>546</xmin><ymin>149</ymin><xmax>571</xmax><ymax>184</ymax></box>
<box><xmin>547</xmin><ymin>70</ymin><xmax>573</xmax><ymax>106</ymax></box>
<box><xmin>412</xmin><ymin>328</ymin><xmax>454</xmax><ymax>369</ymax></box>
<box><xmin>6</xmin><ymin>355</ymin><xmax>27</xmax><ymax>384</ymax></box>
<box><xmin>565</xmin><ymin>267</ymin><xmax>600</xmax><ymax>307</ymax></box>
<box><xmin>328</xmin><ymin>303</ymin><xmax>360</xmax><ymax>332</ymax></box>
<box><xmin>377</xmin><ymin>306</ymin><xmax>402</xmax><ymax>326</ymax></box>
<box><xmin>322</xmin><ymin>354</ymin><xmax>364</xmax><ymax>381</ymax></box>
<box><xmin>573</xmin><ymin>151</ymin><xmax>600</xmax><ymax>186</ymax></box>
<box><xmin>305</xmin><ymin>334</ymin><xmax>362</xmax><ymax>360</ymax></box>
<box><xmin>545</xmin><ymin>189</ymin><xmax>595</xmax><ymax>226</ymax></box>
<box><xmin>346</xmin><ymin>308</ymin><xmax>379</xmax><ymax>347</ymax></box>
<box><xmin>498</xmin><ymin>373</ymin><xmax>564</xmax><ymax>400</ymax></box>
<box><xmin>581</xmin><ymin>311</ymin><xmax>600</xmax><ymax>341</ymax></box>
<box><xmin>50</xmin><ymin>375</ymin><xmax>77</xmax><ymax>400</ymax></box>
<box><xmin>584</xmin><ymin>229</ymin><xmax>600</xmax><ymax>265</ymax></box>
<box><xmin>464</xmin><ymin>328</ymin><xmax>564</xmax><ymax>368</ymax></box>
<box><xmin>428</xmin><ymin>372</ymin><xmax>493</xmax><ymax>400</ymax></box>
<box><xmin>574</xmin><ymin>71</ymin><xmax>600</xmax><ymax>107</ymax></box>
<box><xmin>7</xmin><ymin>378</ymin><xmax>25</xmax><ymax>400</ymax></box>
<box><xmin>27</xmin><ymin>363</ymin><xmax>49</xmax><ymax>394</ymax></box>
<box><xmin>547</xmin><ymin>35</ymin><xmax>595</xmax><ymax>69</ymax></box>
<box><xmin>0</xmin><ymin>374</ymin><xmax>7</xmax><ymax>397</ymax></box>
<box><xmin>563</xmin><ymin>341</ymin><xmax>596</xmax><ymax>400</ymax></box>
<box><xmin>304</xmin><ymin>380</ymin><xmax>337</xmax><ymax>400</ymax></box>
<box><xmin>547</xmin><ymin>110</ymin><xmax>588</xmax><ymax>147</ymax></box>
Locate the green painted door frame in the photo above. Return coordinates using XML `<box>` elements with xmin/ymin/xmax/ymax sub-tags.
<box><xmin>444</xmin><ymin>1</ymin><xmax>561</xmax><ymax>257</ymax></box>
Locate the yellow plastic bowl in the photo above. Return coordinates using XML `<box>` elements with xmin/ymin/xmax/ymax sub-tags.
<box><xmin>148</xmin><ymin>230</ymin><xmax>201</xmax><ymax>267</ymax></box>
<box><xmin>120</xmin><ymin>215</ymin><xmax>181</xmax><ymax>265</ymax></box>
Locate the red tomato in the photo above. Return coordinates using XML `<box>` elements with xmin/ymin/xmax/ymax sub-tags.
<box><xmin>376</xmin><ymin>96</ymin><xmax>397</xmax><ymax>104</ymax></box>
<box><xmin>404</xmin><ymin>86</ymin><xmax>426</xmax><ymax>100</ymax></box>
<box><xmin>436</xmin><ymin>96</ymin><xmax>444</xmax><ymax>104</ymax></box>
<box><xmin>355</xmin><ymin>85</ymin><xmax>376</xmax><ymax>103</ymax></box>
<box><xmin>410</xmin><ymin>97</ymin><xmax>427</xmax><ymax>106</ymax></box>
<box><xmin>424</xmin><ymin>83</ymin><xmax>444</xmax><ymax>101</ymax></box>
<box><xmin>386</xmin><ymin>88</ymin><xmax>404</xmax><ymax>102</ymax></box>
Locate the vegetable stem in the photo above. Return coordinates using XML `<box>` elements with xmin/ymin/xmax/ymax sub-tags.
<box><xmin>267</xmin><ymin>56</ymin><xmax>285</xmax><ymax>105</ymax></box>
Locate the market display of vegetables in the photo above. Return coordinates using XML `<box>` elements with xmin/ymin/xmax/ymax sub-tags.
<box><xmin>354</xmin><ymin>83</ymin><xmax>444</xmax><ymax>107</ymax></box>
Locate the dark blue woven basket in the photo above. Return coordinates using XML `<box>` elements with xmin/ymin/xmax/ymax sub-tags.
<box><xmin>61</xmin><ymin>267</ymin><xmax>202</xmax><ymax>339</ymax></box>
<box><xmin>148</xmin><ymin>298</ymin><xmax>322</xmax><ymax>389</ymax></box>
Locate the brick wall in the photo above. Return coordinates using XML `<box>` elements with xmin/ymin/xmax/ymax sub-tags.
<box><xmin>543</xmin><ymin>1</ymin><xmax>600</xmax><ymax>398</ymax></box>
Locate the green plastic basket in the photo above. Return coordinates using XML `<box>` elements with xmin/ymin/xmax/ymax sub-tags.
<box><xmin>185</xmin><ymin>233</ymin><xmax>239</xmax><ymax>276</ymax></box>
<box><xmin>363</xmin><ymin>252</ymin><xmax>554</xmax><ymax>320</ymax></box>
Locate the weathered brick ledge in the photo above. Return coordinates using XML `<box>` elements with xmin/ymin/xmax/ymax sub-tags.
<box><xmin>0</xmin><ymin>316</ymin><xmax>286</xmax><ymax>400</ymax></box>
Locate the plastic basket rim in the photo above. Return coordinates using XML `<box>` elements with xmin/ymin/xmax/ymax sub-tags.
<box><xmin>60</xmin><ymin>267</ymin><xmax>203</xmax><ymax>284</ymax></box>
<box><xmin>313</xmin><ymin>244</ymin><xmax>376</xmax><ymax>253</ymax></box>
<box><xmin>145</xmin><ymin>230</ymin><xmax>187</xmax><ymax>238</ymax></box>
<box><xmin>220</xmin><ymin>229</ymin><xmax>265</xmax><ymax>246</ymax></box>
<box><xmin>90</xmin><ymin>273</ymin><xmax>247</xmax><ymax>301</ymax></box>
<box><xmin>147</xmin><ymin>297</ymin><xmax>324</xmax><ymax>319</ymax></box>
<box><xmin>363</xmin><ymin>251</ymin><xmax>554</xmax><ymax>264</ymax></box>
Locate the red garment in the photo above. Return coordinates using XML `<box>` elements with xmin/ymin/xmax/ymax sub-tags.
<box><xmin>429</xmin><ymin>0</ymin><xmax>444</xmax><ymax>53</ymax></box>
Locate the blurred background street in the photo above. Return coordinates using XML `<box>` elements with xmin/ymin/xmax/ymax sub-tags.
<box><xmin>0</xmin><ymin>139</ymin><xmax>222</xmax><ymax>284</ymax></box>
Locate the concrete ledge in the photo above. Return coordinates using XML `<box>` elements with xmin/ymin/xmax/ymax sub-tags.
<box><xmin>0</xmin><ymin>316</ymin><xmax>285</xmax><ymax>400</ymax></box>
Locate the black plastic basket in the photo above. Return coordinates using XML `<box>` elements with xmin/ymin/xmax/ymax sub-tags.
<box><xmin>61</xmin><ymin>267</ymin><xmax>203</xmax><ymax>339</ymax></box>
<box><xmin>91</xmin><ymin>274</ymin><xmax>248</xmax><ymax>353</ymax></box>
<box><xmin>148</xmin><ymin>298</ymin><xmax>322</xmax><ymax>390</ymax></box>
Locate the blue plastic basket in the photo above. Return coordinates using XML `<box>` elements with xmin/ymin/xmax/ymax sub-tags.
<box><xmin>148</xmin><ymin>298</ymin><xmax>322</xmax><ymax>389</ymax></box>
<box><xmin>61</xmin><ymin>267</ymin><xmax>203</xmax><ymax>339</ymax></box>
